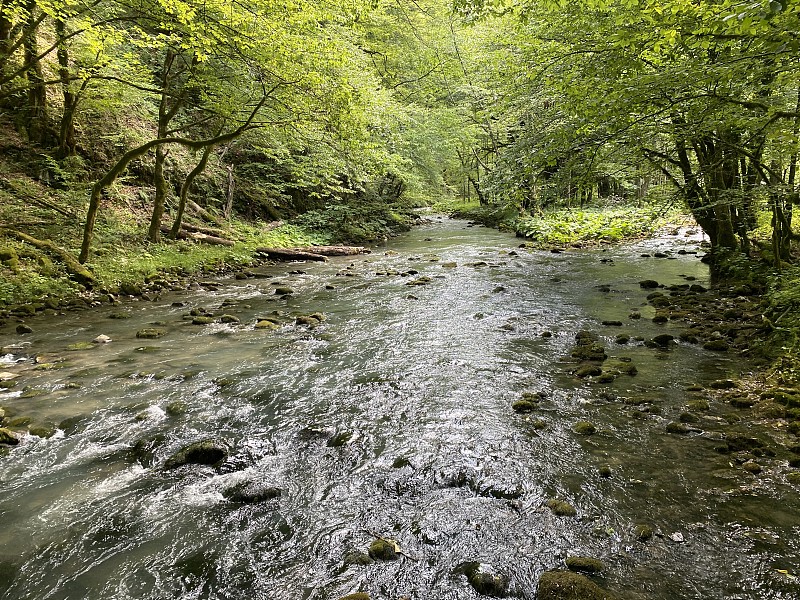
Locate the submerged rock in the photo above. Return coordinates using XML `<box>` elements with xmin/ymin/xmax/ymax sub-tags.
<box><xmin>537</xmin><ymin>570</ymin><xmax>617</xmax><ymax>600</ymax></box>
<box><xmin>164</xmin><ymin>439</ymin><xmax>228</xmax><ymax>469</ymax></box>
<box><xmin>337</xmin><ymin>594</ymin><xmax>370</xmax><ymax>600</ymax></box>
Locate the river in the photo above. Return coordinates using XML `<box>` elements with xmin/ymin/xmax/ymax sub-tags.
<box><xmin>1</xmin><ymin>218</ymin><xmax>798</xmax><ymax>599</ymax></box>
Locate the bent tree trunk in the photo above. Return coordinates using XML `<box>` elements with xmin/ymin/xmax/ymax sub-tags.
<box><xmin>170</xmin><ymin>144</ymin><xmax>214</xmax><ymax>238</ymax></box>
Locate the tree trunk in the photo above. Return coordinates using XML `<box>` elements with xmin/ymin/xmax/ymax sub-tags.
<box><xmin>170</xmin><ymin>145</ymin><xmax>213</xmax><ymax>238</ymax></box>
<box><xmin>148</xmin><ymin>145</ymin><xmax>168</xmax><ymax>242</ymax></box>
<box><xmin>224</xmin><ymin>164</ymin><xmax>235</xmax><ymax>219</ymax></box>
<box><xmin>55</xmin><ymin>19</ymin><xmax>77</xmax><ymax>157</ymax></box>
<box><xmin>22</xmin><ymin>0</ymin><xmax>48</xmax><ymax>145</ymax></box>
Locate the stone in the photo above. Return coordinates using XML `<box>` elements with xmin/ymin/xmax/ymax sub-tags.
<box><xmin>368</xmin><ymin>538</ymin><xmax>399</xmax><ymax>561</ymax></box>
<box><xmin>601</xmin><ymin>320</ymin><xmax>623</xmax><ymax>327</ymax></box>
<box><xmin>67</xmin><ymin>341</ymin><xmax>95</xmax><ymax>351</ymax></box>
<box><xmin>598</xmin><ymin>465</ymin><xmax>612</xmax><ymax>478</ymax></box>
<box><xmin>15</xmin><ymin>324</ymin><xmax>32</xmax><ymax>334</ymax></box>
<box><xmin>709</xmin><ymin>379</ymin><xmax>737</xmax><ymax>390</ymax></box>
<box><xmin>742</xmin><ymin>460</ymin><xmax>762</xmax><ymax>474</ymax></box>
<box><xmin>255</xmin><ymin>320</ymin><xmax>279</xmax><ymax>330</ymax></box>
<box><xmin>565</xmin><ymin>556</ymin><xmax>604</xmax><ymax>574</ymax></box>
<box><xmin>191</xmin><ymin>316</ymin><xmax>215</xmax><ymax>325</ymax></box>
<box><xmin>575</xmin><ymin>364</ymin><xmax>602</xmax><ymax>378</ymax></box>
<box><xmin>219</xmin><ymin>314</ymin><xmax>241</xmax><ymax>324</ymax></box>
<box><xmin>651</xmin><ymin>334</ymin><xmax>674</xmax><ymax>347</ymax></box>
<box><xmin>634</xmin><ymin>523</ymin><xmax>654</xmax><ymax>541</ymax></box>
<box><xmin>223</xmin><ymin>481</ymin><xmax>282</xmax><ymax>504</ymax></box>
<box><xmin>512</xmin><ymin>400</ymin><xmax>537</xmax><ymax>413</ymax></box>
<box><xmin>0</xmin><ymin>428</ymin><xmax>19</xmax><ymax>445</ymax></box>
<box><xmin>462</xmin><ymin>562</ymin><xmax>508</xmax><ymax>597</ymax></box>
<box><xmin>165</xmin><ymin>401</ymin><xmax>187</xmax><ymax>415</ymax></box>
<box><xmin>573</xmin><ymin>421</ymin><xmax>596</xmax><ymax>435</ymax></box>
<box><xmin>546</xmin><ymin>499</ymin><xmax>577</xmax><ymax>517</ymax></box>
<box><xmin>274</xmin><ymin>287</ymin><xmax>294</xmax><ymax>295</ymax></box>
<box><xmin>537</xmin><ymin>570</ymin><xmax>618</xmax><ymax>600</ymax></box>
<box><xmin>93</xmin><ymin>334</ymin><xmax>112</xmax><ymax>343</ymax></box>
<box><xmin>327</xmin><ymin>431</ymin><xmax>353</xmax><ymax>447</ymax></box>
<box><xmin>639</xmin><ymin>280</ymin><xmax>659</xmax><ymax>289</ymax></box>
<box><xmin>337</xmin><ymin>594</ymin><xmax>370</xmax><ymax>600</ymax></box>
<box><xmin>136</xmin><ymin>328</ymin><xmax>166</xmax><ymax>339</ymax></box>
<box><xmin>666</xmin><ymin>422</ymin><xmax>690</xmax><ymax>434</ymax></box>
<box><xmin>703</xmin><ymin>339</ymin><xmax>729</xmax><ymax>351</ymax></box>
<box><xmin>28</xmin><ymin>422</ymin><xmax>56</xmax><ymax>438</ymax></box>
<box><xmin>343</xmin><ymin>550</ymin><xmax>374</xmax><ymax>566</ymax></box>
<box><xmin>164</xmin><ymin>439</ymin><xmax>228</xmax><ymax>469</ymax></box>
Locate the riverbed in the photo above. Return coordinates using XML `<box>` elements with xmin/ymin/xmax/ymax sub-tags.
<box><xmin>1</xmin><ymin>218</ymin><xmax>798</xmax><ymax>599</ymax></box>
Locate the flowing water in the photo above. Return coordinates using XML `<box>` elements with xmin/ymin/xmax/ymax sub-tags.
<box><xmin>1</xmin><ymin>218</ymin><xmax>798</xmax><ymax>600</ymax></box>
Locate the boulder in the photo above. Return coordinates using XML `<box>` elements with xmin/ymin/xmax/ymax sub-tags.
<box><xmin>368</xmin><ymin>538</ymin><xmax>399</xmax><ymax>561</ymax></box>
<box><xmin>546</xmin><ymin>499</ymin><xmax>577</xmax><ymax>516</ymax></box>
<box><xmin>164</xmin><ymin>439</ymin><xmax>227</xmax><ymax>469</ymax></box>
<box><xmin>0</xmin><ymin>428</ymin><xmax>19</xmax><ymax>445</ymax></box>
<box><xmin>565</xmin><ymin>556</ymin><xmax>604</xmax><ymax>574</ymax></box>
<box><xmin>136</xmin><ymin>328</ymin><xmax>166</xmax><ymax>339</ymax></box>
<box><xmin>223</xmin><ymin>481</ymin><xmax>282</xmax><ymax>504</ymax></box>
<box><xmin>537</xmin><ymin>570</ymin><xmax>617</xmax><ymax>600</ymax></box>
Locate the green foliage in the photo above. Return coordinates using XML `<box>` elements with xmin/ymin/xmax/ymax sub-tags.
<box><xmin>292</xmin><ymin>203</ymin><xmax>414</xmax><ymax>245</ymax></box>
<box><xmin>517</xmin><ymin>206</ymin><xmax>666</xmax><ymax>245</ymax></box>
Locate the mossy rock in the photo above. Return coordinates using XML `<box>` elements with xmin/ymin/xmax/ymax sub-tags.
<box><xmin>614</xmin><ymin>334</ymin><xmax>630</xmax><ymax>344</ymax></box>
<box><xmin>709</xmin><ymin>379</ymin><xmax>737</xmax><ymax>390</ymax></box>
<box><xmin>218</xmin><ymin>314</ymin><xmax>240</xmax><ymax>324</ymax></box>
<box><xmin>678</xmin><ymin>412</ymin><xmax>700</xmax><ymax>423</ymax></box>
<box><xmin>787</xmin><ymin>472</ymin><xmax>800</xmax><ymax>485</ymax></box>
<box><xmin>0</xmin><ymin>247</ymin><xmax>19</xmax><ymax>262</ymax></box>
<box><xmin>634</xmin><ymin>523</ymin><xmax>654</xmax><ymax>541</ymax></box>
<box><xmin>665</xmin><ymin>421</ymin><xmax>690</xmax><ymax>434</ymax></box>
<box><xmin>598</xmin><ymin>465</ymin><xmax>612</xmax><ymax>478</ymax></box>
<box><xmin>164</xmin><ymin>439</ymin><xmax>228</xmax><ymax>469</ymax></box>
<box><xmin>274</xmin><ymin>287</ymin><xmax>294</xmax><ymax>295</ymax></box>
<box><xmin>337</xmin><ymin>594</ymin><xmax>370</xmax><ymax>600</ymax></box>
<box><xmin>108</xmin><ymin>311</ymin><xmax>132</xmax><ymax>319</ymax></box>
<box><xmin>191</xmin><ymin>316</ymin><xmax>215</xmax><ymax>325</ymax></box>
<box><xmin>28</xmin><ymin>422</ymin><xmax>56</xmax><ymax>438</ymax></box>
<box><xmin>166</xmin><ymin>400</ymin><xmax>188</xmax><ymax>416</ymax></box>
<box><xmin>368</xmin><ymin>538</ymin><xmax>399</xmax><ymax>561</ymax></box>
<box><xmin>343</xmin><ymin>550</ymin><xmax>374</xmax><ymax>566</ymax></box>
<box><xmin>742</xmin><ymin>460</ymin><xmax>762</xmax><ymax>474</ymax></box>
<box><xmin>639</xmin><ymin>279</ymin><xmax>659</xmax><ymax>289</ymax></box>
<box><xmin>573</xmin><ymin>421</ymin><xmax>596</xmax><ymax>435</ymax></box>
<box><xmin>703</xmin><ymin>339</ymin><xmax>729</xmax><ymax>352</ymax></box>
<box><xmin>67</xmin><ymin>341</ymin><xmax>95</xmax><ymax>351</ymax></box>
<box><xmin>136</xmin><ymin>328</ymin><xmax>166</xmax><ymax>339</ymax></box>
<box><xmin>296</xmin><ymin>315</ymin><xmax>321</xmax><ymax>326</ymax></box>
<box><xmin>651</xmin><ymin>334</ymin><xmax>674</xmax><ymax>347</ymax></box>
<box><xmin>546</xmin><ymin>499</ymin><xmax>577</xmax><ymax>517</ymax></box>
<box><xmin>537</xmin><ymin>570</ymin><xmax>618</xmax><ymax>600</ymax></box>
<box><xmin>575</xmin><ymin>364</ymin><xmax>602</xmax><ymax>378</ymax></box>
<box><xmin>686</xmin><ymin>399</ymin><xmax>709</xmax><ymax>411</ymax></box>
<box><xmin>0</xmin><ymin>428</ymin><xmax>19</xmax><ymax>445</ymax></box>
<box><xmin>565</xmin><ymin>556</ymin><xmax>604</xmax><ymax>574</ymax></box>
<box><xmin>255</xmin><ymin>320</ymin><xmax>280</xmax><ymax>330</ymax></box>
<box><xmin>790</xmin><ymin>421</ymin><xmax>800</xmax><ymax>436</ymax></box>
<box><xmin>512</xmin><ymin>400</ymin><xmax>537</xmax><ymax>413</ymax></box>
<box><xmin>223</xmin><ymin>481</ymin><xmax>282</xmax><ymax>504</ymax></box>
<box><xmin>19</xmin><ymin>388</ymin><xmax>45</xmax><ymax>399</ymax></box>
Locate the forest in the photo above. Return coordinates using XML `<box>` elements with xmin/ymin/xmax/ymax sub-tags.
<box><xmin>3</xmin><ymin>2</ymin><xmax>800</xmax><ymax>599</ymax></box>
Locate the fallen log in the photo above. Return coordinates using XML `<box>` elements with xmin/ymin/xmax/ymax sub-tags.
<box><xmin>255</xmin><ymin>247</ymin><xmax>328</xmax><ymax>262</ymax></box>
<box><xmin>160</xmin><ymin>226</ymin><xmax>235</xmax><ymax>246</ymax></box>
<box><xmin>296</xmin><ymin>245</ymin><xmax>369</xmax><ymax>256</ymax></box>
<box><xmin>180</xmin><ymin>222</ymin><xmax>233</xmax><ymax>238</ymax></box>
<box><xmin>0</xmin><ymin>228</ymin><xmax>96</xmax><ymax>287</ymax></box>
<box><xmin>255</xmin><ymin>245</ymin><xmax>367</xmax><ymax>259</ymax></box>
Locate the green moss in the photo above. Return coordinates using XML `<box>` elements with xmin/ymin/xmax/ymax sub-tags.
<box><xmin>546</xmin><ymin>498</ymin><xmax>577</xmax><ymax>517</ymax></box>
<box><xmin>573</xmin><ymin>421</ymin><xmax>597</xmax><ymax>435</ymax></box>
<box><xmin>67</xmin><ymin>341</ymin><xmax>96</xmax><ymax>351</ymax></box>
<box><xmin>633</xmin><ymin>523</ymin><xmax>654</xmax><ymax>542</ymax></box>
<box><xmin>537</xmin><ymin>570</ymin><xmax>618</xmax><ymax>600</ymax></box>
<box><xmin>367</xmin><ymin>538</ymin><xmax>398</xmax><ymax>561</ymax></box>
<box><xmin>565</xmin><ymin>556</ymin><xmax>604</xmax><ymax>574</ymax></box>
<box><xmin>136</xmin><ymin>328</ymin><xmax>166</xmax><ymax>339</ymax></box>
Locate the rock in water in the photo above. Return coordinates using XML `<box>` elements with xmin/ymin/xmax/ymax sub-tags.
<box><xmin>164</xmin><ymin>439</ymin><xmax>227</xmax><ymax>469</ymax></box>
<box><xmin>368</xmin><ymin>538</ymin><xmax>399</xmax><ymax>561</ymax></box>
<box><xmin>537</xmin><ymin>570</ymin><xmax>618</xmax><ymax>600</ymax></box>
<box><xmin>223</xmin><ymin>481</ymin><xmax>282</xmax><ymax>503</ymax></box>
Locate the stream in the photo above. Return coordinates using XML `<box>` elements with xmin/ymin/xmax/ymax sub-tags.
<box><xmin>1</xmin><ymin>218</ymin><xmax>799</xmax><ymax>599</ymax></box>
